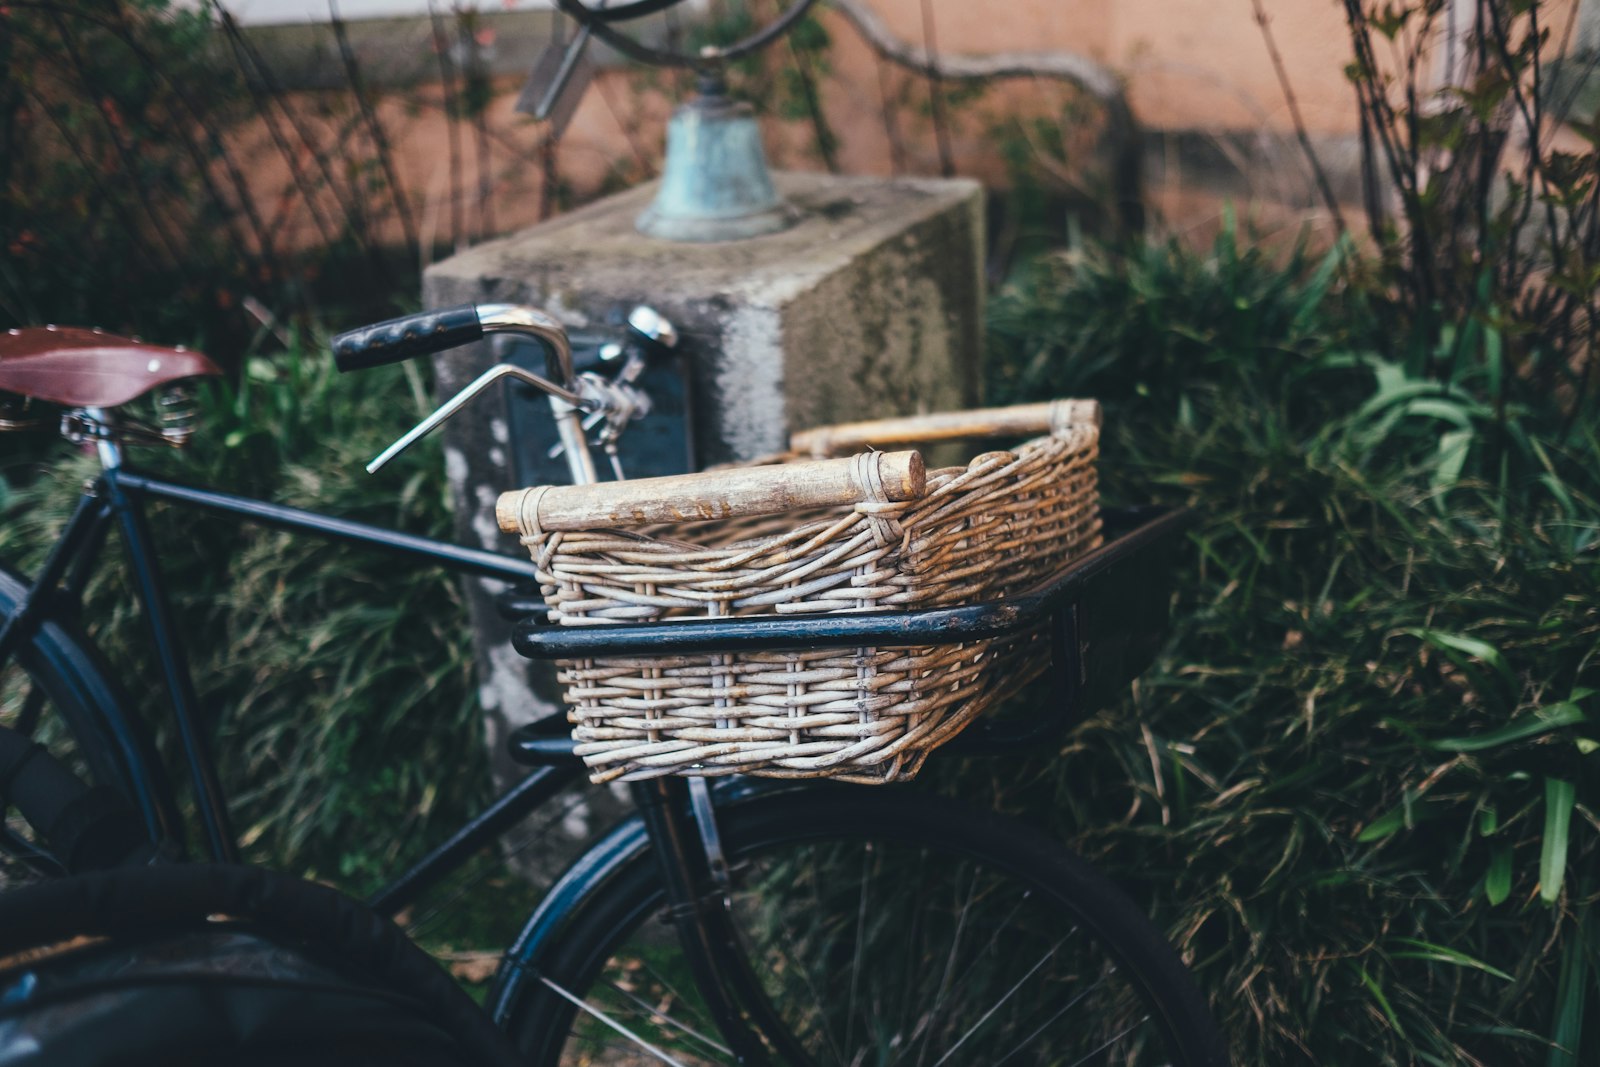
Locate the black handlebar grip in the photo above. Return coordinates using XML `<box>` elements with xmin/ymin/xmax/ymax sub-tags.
<box><xmin>332</xmin><ymin>304</ymin><xmax>484</xmax><ymax>372</ymax></box>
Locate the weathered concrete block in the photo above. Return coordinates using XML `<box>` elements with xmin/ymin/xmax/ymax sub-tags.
<box><xmin>422</xmin><ymin>171</ymin><xmax>985</xmax><ymax>826</ymax></box>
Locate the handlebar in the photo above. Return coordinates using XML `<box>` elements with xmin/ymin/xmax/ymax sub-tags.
<box><xmin>332</xmin><ymin>304</ymin><xmax>576</xmax><ymax>388</ymax></box>
<box><xmin>336</xmin><ymin>302</ymin><xmax>672</xmax><ymax>485</ymax></box>
<box><xmin>331</xmin><ymin>304</ymin><xmax>484</xmax><ymax>372</ymax></box>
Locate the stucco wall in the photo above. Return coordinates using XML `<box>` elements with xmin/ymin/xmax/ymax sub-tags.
<box><xmin>220</xmin><ymin>0</ymin><xmax>1590</xmax><ymax>250</ymax></box>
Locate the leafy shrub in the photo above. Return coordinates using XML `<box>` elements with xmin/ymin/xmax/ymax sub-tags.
<box><xmin>981</xmin><ymin>223</ymin><xmax>1599</xmax><ymax>1064</ymax></box>
<box><xmin>1</xmin><ymin>0</ymin><xmax>429</xmax><ymax>350</ymax></box>
<box><xmin>2</xmin><ymin>0</ymin><xmax>254</xmax><ymax>341</ymax></box>
<box><xmin>1336</xmin><ymin>0</ymin><xmax>1600</xmax><ymax>432</ymax></box>
<box><xmin>0</xmin><ymin>347</ymin><xmax>484</xmax><ymax>889</ymax></box>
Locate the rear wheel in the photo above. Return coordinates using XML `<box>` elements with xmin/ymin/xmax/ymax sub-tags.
<box><xmin>506</xmin><ymin>787</ymin><xmax>1227</xmax><ymax>1066</ymax></box>
<box><xmin>0</xmin><ymin>567</ymin><xmax>164</xmax><ymax>882</ymax></box>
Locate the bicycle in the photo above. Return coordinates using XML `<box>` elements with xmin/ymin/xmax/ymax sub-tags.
<box><xmin>0</xmin><ymin>304</ymin><xmax>1228</xmax><ymax>1065</ymax></box>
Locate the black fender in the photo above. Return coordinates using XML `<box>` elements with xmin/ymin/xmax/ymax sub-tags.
<box><xmin>484</xmin><ymin>775</ymin><xmax>814</xmax><ymax>1023</ymax></box>
<box><xmin>0</xmin><ymin>563</ymin><xmax>182</xmax><ymax>848</ymax></box>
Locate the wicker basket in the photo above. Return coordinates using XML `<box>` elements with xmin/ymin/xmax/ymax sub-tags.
<box><xmin>499</xmin><ymin>399</ymin><xmax>1102</xmax><ymax>784</ymax></box>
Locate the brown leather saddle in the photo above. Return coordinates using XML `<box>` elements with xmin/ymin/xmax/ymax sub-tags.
<box><xmin>0</xmin><ymin>327</ymin><xmax>222</xmax><ymax>408</ymax></box>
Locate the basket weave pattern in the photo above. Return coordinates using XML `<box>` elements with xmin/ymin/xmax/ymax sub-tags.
<box><xmin>520</xmin><ymin>425</ymin><xmax>1101</xmax><ymax>784</ymax></box>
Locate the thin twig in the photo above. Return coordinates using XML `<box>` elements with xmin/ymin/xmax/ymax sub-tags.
<box><xmin>13</xmin><ymin>79</ymin><xmax>185</xmax><ymax>283</ymax></box>
<box><xmin>873</xmin><ymin>49</ymin><xmax>907</xmax><ymax>175</ymax></box>
<box><xmin>329</xmin><ymin>0</ymin><xmax>423</xmax><ymax>264</ymax></box>
<box><xmin>1343</xmin><ymin>0</ymin><xmax>1431</xmax><ymax>320</ymax></box>
<box><xmin>826</xmin><ymin>0</ymin><xmax>1139</xmax><ymax>203</ymax></box>
<box><xmin>443</xmin><ymin>4</ymin><xmax>498</xmax><ymax>244</ymax></box>
<box><xmin>427</xmin><ymin>1</ymin><xmax>465</xmax><ymax>253</ymax></box>
<box><xmin>919</xmin><ymin>0</ymin><xmax>954</xmax><ymax>176</ymax></box>
<box><xmin>101</xmin><ymin>0</ymin><xmax>285</xmax><ymax>280</ymax></box>
<box><xmin>1481</xmin><ymin>2</ymin><xmax>1563</xmax><ymax>264</ymax></box>
<box><xmin>786</xmin><ymin>24</ymin><xmax>839</xmax><ymax>172</ymax></box>
<box><xmin>538</xmin><ymin>135</ymin><xmax>560</xmax><ymax>221</ymax></box>
<box><xmin>1357</xmin><ymin>103</ymin><xmax>1386</xmax><ymax>239</ymax></box>
<box><xmin>1250</xmin><ymin>0</ymin><xmax>1347</xmax><ymax>234</ymax></box>
<box><xmin>470</xmin><ymin>50</ymin><xmax>496</xmax><ymax>241</ymax></box>
<box><xmin>1544</xmin><ymin>1</ymin><xmax>1599</xmax><ymax>137</ymax></box>
<box><xmin>213</xmin><ymin>7</ymin><xmax>386</xmax><ymax>277</ymax></box>
<box><xmin>40</xmin><ymin>4</ymin><xmax>254</xmax><ymax>274</ymax></box>
<box><xmin>593</xmin><ymin>71</ymin><xmax>654</xmax><ymax>177</ymax></box>
<box><xmin>29</xmin><ymin>32</ymin><xmax>188</xmax><ymax>272</ymax></box>
<box><xmin>213</xmin><ymin>8</ymin><xmax>340</xmax><ymax>254</ymax></box>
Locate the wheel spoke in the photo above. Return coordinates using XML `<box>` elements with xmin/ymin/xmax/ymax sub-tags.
<box><xmin>597</xmin><ymin>978</ymin><xmax>732</xmax><ymax>1058</ymax></box>
<box><xmin>926</xmin><ymin>938</ymin><xmax>1066</xmax><ymax>1067</ymax></box>
<box><xmin>989</xmin><ymin>971</ymin><xmax>1115</xmax><ymax>1066</ymax></box>
<box><xmin>1058</xmin><ymin>1014</ymin><xmax>1154</xmax><ymax>1067</ymax></box>
<box><xmin>742</xmin><ymin>852</ymin><xmax>848</xmax><ymax>1065</ymax></box>
<box><xmin>635</xmin><ymin>954</ymin><xmax>720</xmax><ymax>1039</ymax></box>
<box><xmin>521</xmin><ymin>792</ymin><xmax>1221</xmax><ymax>1067</ymax></box>
<box><xmin>902</xmin><ymin>886</ymin><xmax>1045</xmax><ymax>1066</ymax></box>
<box><xmin>540</xmin><ymin>975</ymin><xmax>695</xmax><ymax>1067</ymax></box>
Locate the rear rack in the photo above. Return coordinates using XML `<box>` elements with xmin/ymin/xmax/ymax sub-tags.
<box><xmin>510</xmin><ymin>505</ymin><xmax>1195</xmax><ymax>759</ymax></box>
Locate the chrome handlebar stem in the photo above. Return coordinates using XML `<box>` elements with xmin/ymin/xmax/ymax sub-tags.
<box><xmin>476</xmin><ymin>304</ymin><xmax>576</xmax><ymax>389</ymax></box>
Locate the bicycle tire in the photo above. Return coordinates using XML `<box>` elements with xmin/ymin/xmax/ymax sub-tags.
<box><xmin>500</xmin><ymin>785</ymin><xmax>1228</xmax><ymax>1066</ymax></box>
<box><xmin>0</xmin><ymin>565</ymin><xmax>170</xmax><ymax>878</ymax></box>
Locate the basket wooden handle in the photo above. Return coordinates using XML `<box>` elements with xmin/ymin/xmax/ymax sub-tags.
<box><xmin>790</xmin><ymin>399</ymin><xmax>1100</xmax><ymax>457</ymax></box>
<box><xmin>497</xmin><ymin>450</ymin><xmax>925</xmax><ymax>534</ymax></box>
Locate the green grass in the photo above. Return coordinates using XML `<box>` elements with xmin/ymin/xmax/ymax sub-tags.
<box><xmin>974</xmin><ymin>227</ymin><xmax>1600</xmax><ymax>1064</ymax></box>
<box><xmin>0</xmin><ymin>348</ymin><xmax>486</xmax><ymax>891</ymax></box>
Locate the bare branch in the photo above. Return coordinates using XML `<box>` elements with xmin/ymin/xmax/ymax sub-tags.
<box><xmin>826</xmin><ymin>0</ymin><xmax>1142</xmax><ymax>232</ymax></box>
<box><xmin>917</xmin><ymin>0</ymin><xmax>954</xmax><ymax>177</ymax></box>
<box><xmin>1241</xmin><ymin>0</ymin><xmax>1344</xmax><ymax>233</ymax></box>
<box><xmin>1250</xmin><ymin>0</ymin><xmax>1348</xmax><ymax>234</ymax></box>
<box><xmin>825</xmin><ymin>0</ymin><xmax>1123</xmax><ymax>104</ymax></box>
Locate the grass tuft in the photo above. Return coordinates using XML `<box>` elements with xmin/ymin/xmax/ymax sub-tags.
<box><xmin>977</xmin><ymin>227</ymin><xmax>1600</xmax><ymax>1064</ymax></box>
<box><xmin>0</xmin><ymin>346</ymin><xmax>483</xmax><ymax>891</ymax></box>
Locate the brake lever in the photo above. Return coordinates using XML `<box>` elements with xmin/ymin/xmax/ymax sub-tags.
<box><xmin>544</xmin><ymin>305</ymin><xmax>677</xmax><ymax>481</ymax></box>
<box><xmin>367</xmin><ymin>363</ymin><xmax>586</xmax><ymax>474</ymax></box>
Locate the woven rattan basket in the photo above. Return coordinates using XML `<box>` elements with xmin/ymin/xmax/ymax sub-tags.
<box><xmin>498</xmin><ymin>399</ymin><xmax>1102</xmax><ymax>785</ymax></box>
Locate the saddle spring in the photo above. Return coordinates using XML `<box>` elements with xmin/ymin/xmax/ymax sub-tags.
<box><xmin>0</xmin><ymin>392</ymin><xmax>50</xmax><ymax>433</ymax></box>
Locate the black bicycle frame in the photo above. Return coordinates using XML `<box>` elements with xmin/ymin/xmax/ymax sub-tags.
<box><xmin>1</xmin><ymin>459</ymin><xmax>828</xmax><ymax>1062</ymax></box>
<box><xmin>0</xmin><ymin>462</ymin><xmax>583</xmax><ymax>912</ymax></box>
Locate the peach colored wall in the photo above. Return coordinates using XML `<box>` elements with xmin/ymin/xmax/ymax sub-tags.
<box><xmin>1114</xmin><ymin>0</ymin><xmax>1357</xmax><ymax>135</ymax></box>
<box><xmin>536</xmin><ymin>0</ymin><xmax>1368</xmax><ymax>212</ymax></box>
<box><xmin>862</xmin><ymin>0</ymin><xmax>1114</xmax><ymax>60</ymax></box>
<box><xmin>237</xmin><ymin>0</ymin><xmax>1580</xmax><ymax>252</ymax></box>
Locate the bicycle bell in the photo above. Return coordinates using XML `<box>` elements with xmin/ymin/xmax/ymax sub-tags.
<box><xmin>521</xmin><ymin>0</ymin><xmax>822</xmax><ymax>242</ymax></box>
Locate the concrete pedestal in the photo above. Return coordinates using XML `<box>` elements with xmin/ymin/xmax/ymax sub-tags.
<box><xmin>422</xmin><ymin>172</ymin><xmax>985</xmax><ymax>850</ymax></box>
